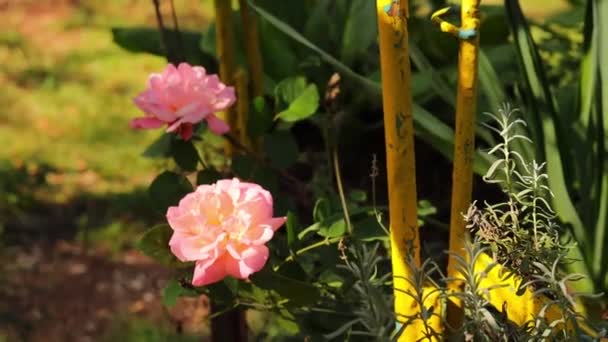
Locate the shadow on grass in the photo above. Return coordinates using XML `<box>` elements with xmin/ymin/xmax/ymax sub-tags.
<box><xmin>0</xmin><ymin>158</ymin><xmax>162</xmax><ymax>250</ymax></box>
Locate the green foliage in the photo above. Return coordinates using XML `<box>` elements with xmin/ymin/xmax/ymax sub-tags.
<box><xmin>250</xmin><ymin>265</ymin><xmax>321</xmax><ymax>307</ymax></box>
<box><xmin>142</xmin><ymin>133</ymin><xmax>172</xmax><ymax>158</ymax></box>
<box><xmin>115</xmin><ymin>1</ymin><xmax>608</xmax><ymax>340</ymax></box>
<box><xmin>137</xmin><ymin>224</ymin><xmax>184</xmax><ymax>267</ymax></box>
<box><xmin>466</xmin><ymin>105</ymin><xmax>566</xmax><ymax>281</ymax></box>
<box><xmin>162</xmin><ymin>279</ymin><xmax>199</xmax><ymax>308</ymax></box>
<box><xmin>112</xmin><ymin>27</ymin><xmax>217</xmax><ymax>68</ymax></box>
<box><xmin>503</xmin><ymin>0</ymin><xmax>608</xmax><ymax>295</ymax></box>
<box><xmin>170</xmin><ymin>139</ymin><xmax>199</xmax><ymax>172</ymax></box>
<box><xmin>148</xmin><ymin>171</ymin><xmax>193</xmax><ymax>212</ymax></box>
<box><xmin>274</xmin><ymin>77</ymin><xmax>320</xmax><ymax>122</ymax></box>
<box><xmin>263</xmin><ymin>131</ymin><xmax>299</xmax><ymax>169</ymax></box>
<box><xmin>461</xmin><ymin>105</ymin><xmax>603</xmax><ymax>340</ymax></box>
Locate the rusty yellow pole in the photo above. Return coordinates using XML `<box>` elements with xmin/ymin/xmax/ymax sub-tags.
<box><xmin>432</xmin><ymin>4</ymin><xmax>602</xmax><ymax>336</ymax></box>
<box><xmin>431</xmin><ymin>0</ymin><xmax>481</xmax><ymax>327</ymax></box>
<box><xmin>238</xmin><ymin>0</ymin><xmax>264</xmax><ymax>98</ymax></box>
<box><xmin>214</xmin><ymin>0</ymin><xmax>237</xmax><ymax>155</ymax></box>
<box><xmin>377</xmin><ymin>1</ymin><xmax>441</xmax><ymax>339</ymax></box>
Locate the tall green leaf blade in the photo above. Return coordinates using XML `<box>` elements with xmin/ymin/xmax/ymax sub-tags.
<box><xmin>505</xmin><ymin>0</ymin><xmax>587</xmax><ymax>259</ymax></box>
<box><xmin>410</xmin><ymin>43</ymin><xmax>455</xmax><ymax>107</ymax></box>
<box><xmin>247</xmin><ymin>0</ymin><xmax>380</xmax><ymax>96</ymax></box>
<box><xmin>340</xmin><ymin>0</ymin><xmax>377</xmax><ymax>66</ymax></box>
<box><xmin>591</xmin><ymin>0</ymin><xmax>608</xmax><ymax>288</ymax></box>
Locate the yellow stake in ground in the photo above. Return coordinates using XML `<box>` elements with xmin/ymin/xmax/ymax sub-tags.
<box><xmin>377</xmin><ymin>1</ymin><xmax>442</xmax><ymax>340</ymax></box>
<box><xmin>431</xmin><ymin>1</ymin><xmax>481</xmax><ymax>328</ymax></box>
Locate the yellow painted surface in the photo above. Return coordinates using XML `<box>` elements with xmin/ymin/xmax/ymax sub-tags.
<box><xmin>377</xmin><ymin>1</ymin><xmax>441</xmax><ymax>339</ymax></box>
<box><xmin>443</xmin><ymin>0</ymin><xmax>481</xmax><ymax>327</ymax></box>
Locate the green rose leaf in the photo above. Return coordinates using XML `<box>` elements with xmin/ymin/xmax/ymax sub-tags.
<box><xmin>263</xmin><ymin>131</ymin><xmax>299</xmax><ymax>169</ymax></box>
<box><xmin>148</xmin><ymin>171</ymin><xmax>193</xmax><ymax>212</ymax></box>
<box><xmin>171</xmin><ymin>139</ymin><xmax>199</xmax><ymax>172</ymax></box>
<box><xmin>137</xmin><ymin>224</ymin><xmax>185</xmax><ymax>267</ymax></box>
<box><xmin>162</xmin><ymin>279</ymin><xmax>199</xmax><ymax>308</ymax></box>
<box><xmin>142</xmin><ymin>133</ymin><xmax>172</xmax><ymax>159</ymax></box>
<box><xmin>196</xmin><ymin>168</ymin><xmax>222</xmax><ymax>185</ymax></box>
<box><xmin>250</xmin><ymin>265</ymin><xmax>320</xmax><ymax>306</ymax></box>
<box><xmin>275</xmin><ymin>84</ymin><xmax>319</xmax><ymax>122</ymax></box>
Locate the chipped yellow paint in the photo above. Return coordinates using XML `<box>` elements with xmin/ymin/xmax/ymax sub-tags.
<box><xmin>430</xmin><ymin>0</ymin><xmax>482</xmax><ymax>328</ymax></box>
<box><xmin>377</xmin><ymin>1</ymin><xmax>442</xmax><ymax>339</ymax></box>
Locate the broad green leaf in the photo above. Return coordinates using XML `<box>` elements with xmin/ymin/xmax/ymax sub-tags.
<box><xmin>258</xmin><ymin>19</ymin><xmax>299</xmax><ymax>81</ymax></box>
<box><xmin>162</xmin><ymin>279</ymin><xmax>198</xmax><ymax>308</ymax></box>
<box><xmin>137</xmin><ymin>224</ymin><xmax>184</xmax><ymax>267</ymax></box>
<box><xmin>263</xmin><ymin>131</ymin><xmax>299</xmax><ymax>169</ymax></box>
<box><xmin>171</xmin><ymin>139</ymin><xmax>199</xmax><ymax>172</ymax></box>
<box><xmin>231</xmin><ymin>154</ymin><xmax>279</xmax><ymax>194</ymax></box>
<box><xmin>196</xmin><ymin>168</ymin><xmax>222</xmax><ymax>185</ymax></box>
<box><xmin>250</xmin><ymin>266</ymin><xmax>321</xmax><ymax>306</ymax></box>
<box><xmin>340</xmin><ymin>0</ymin><xmax>377</xmax><ymax>65</ymax></box>
<box><xmin>274</xmin><ymin>77</ymin><xmax>308</xmax><ymax>105</ymax></box>
<box><xmin>249</xmin><ymin>0</ymin><xmax>493</xmax><ymax>175</ymax></box>
<box><xmin>205</xmin><ymin>279</ymin><xmax>236</xmax><ymax>304</ymax></box>
<box><xmin>248</xmin><ymin>0</ymin><xmax>380</xmax><ymax>96</ymax></box>
<box><xmin>348</xmin><ymin>189</ymin><xmax>367</xmax><ymax>203</ymax></box>
<box><xmin>142</xmin><ymin>133</ymin><xmax>172</xmax><ymax>159</ymax></box>
<box><xmin>148</xmin><ymin>171</ymin><xmax>193</xmax><ymax>212</ymax></box>
<box><xmin>231</xmin><ymin>154</ymin><xmax>258</xmax><ymax>179</ymax></box>
<box><xmin>352</xmin><ymin>216</ymin><xmax>387</xmax><ymax>241</ymax></box>
<box><xmin>112</xmin><ymin>27</ymin><xmax>216</xmax><ymax>69</ymax></box>
<box><xmin>312</xmin><ymin>197</ymin><xmax>331</xmax><ymax>222</ymax></box>
<box><xmin>276</xmin><ymin>84</ymin><xmax>320</xmax><ymax>122</ymax></box>
<box><xmin>318</xmin><ymin>219</ymin><xmax>346</xmax><ymax>238</ymax></box>
<box><xmin>248</xmin><ymin>97</ymin><xmax>274</xmax><ymax>139</ymax></box>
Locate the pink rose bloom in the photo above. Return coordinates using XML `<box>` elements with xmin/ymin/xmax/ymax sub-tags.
<box><xmin>130</xmin><ymin>63</ymin><xmax>235</xmax><ymax>140</ymax></box>
<box><xmin>167</xmin><ymin>178</ymin><xmax>286</xmax><ymax>286</ymax></box>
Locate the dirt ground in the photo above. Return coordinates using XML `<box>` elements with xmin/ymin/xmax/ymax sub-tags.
<box><xmin>1</xmin><ymin>241</ymin><xmax>209</xmax><ymax>341</ymax></box>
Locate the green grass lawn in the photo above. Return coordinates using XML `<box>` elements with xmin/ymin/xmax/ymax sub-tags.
<box><xmin>0</xmin><ymin>0</ymin><xmax>211</xmax><ymax>251</ymax></box>
<box><xmin>0</xmin><ymin>4</ymin><xmax>165</xmax><ymax>197</ymax></box>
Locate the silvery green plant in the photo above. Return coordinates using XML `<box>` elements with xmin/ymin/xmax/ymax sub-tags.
<box><xmin>462</xmin><ymin>104</ymin><xmax>602</xmax><ymax>340</ymax></box>
<box><xmin>465</xmin><ymin>104</ymin><xmax>566</xmax><ymax>283</ymax></box>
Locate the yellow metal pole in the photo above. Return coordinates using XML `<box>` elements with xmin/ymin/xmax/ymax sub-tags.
<box><xmin>214</xmin><ymin>0</ymin><xmax>237</xmax><ymax>155</ymax></box>
<box><xmin>432</xmin><ymin>4</ymin><xmax>601</xmax><ymax>336</ymax></box>
<box><xmin>238</xmin><ymin>0</ymin><xmax>264</xmax><ymax>98</ymax></box>
<box><xmin>377</xmin><ymin>1</ymin><xmax>441</xmax><ymax>339</ymax></box>
<box><xmin>439</xmin><ymin>0</ymin><xmax>481</xmax><ymax>328</ymax></box>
